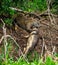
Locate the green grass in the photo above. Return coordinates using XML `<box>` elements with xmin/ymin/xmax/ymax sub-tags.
<box><xmin>0</xmin><ymin>48</ymin><xmax>58</xmax><ymax>65</ymax></box>
<box><xmin>0</xmin><ymin>56</ymin><xmax>58</xmax><ymax>65</ymax></box>
<box><xmin>0</xmin><ymin>39</ymin><xmax>58</xmax><ymax>65</ymax></box>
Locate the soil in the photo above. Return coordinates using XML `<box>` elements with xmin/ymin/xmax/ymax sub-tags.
<box><xmin>0</xmin><ymin>14</ymin><xmax>58</xmax><ymax>60</ymax></box>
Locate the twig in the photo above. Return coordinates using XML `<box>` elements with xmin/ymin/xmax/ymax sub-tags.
<box><xmin>52</xmin><ymin>46</ymin><xmax>55</xmax><ymax>55</ymax></box>
<box><xmin>0</xmin><ymin>36</ymin><xmax>4</xmax><ymax>44</ymax></box>
<box><xmin>7</xmin><ymin>35</ymin><xmax>29</xmax><ymax>63</ymax></box>
<box><xmin>0</xmin><ymin>19</ymin><xmax>29</xmax><ymax>63</ymax></box>
<box><xmin>9</xmin><ymin>7</ymin><xmax>24</xmax><ymax>13</ymax></box>
<box><xmin>39</xmin><ymin>22</ymin><xmax>58</xmax><ymax>31</ymax></box>
<box><xmin>1</xmin><ymin>19</ymin><xmax>8</xmax><ymax>63</ymax></box>
<box><xmin>51</xmin><ymin>13</ymin><xmax>56</xmax><ymax>24</ymax></box>
<box><xmin>41</xmin><ymin>37</ymin><xmax>45</xmax><ymax>57</ymax></box>
<box><xmin>46</xmin><ymin>0</ymin><xmax>56</xmax><ymax>25</ymax></box>
<box><xmin>9</xmin><ymin>7</ymin><xmax>41</xmax><ymax>19</ymax></box>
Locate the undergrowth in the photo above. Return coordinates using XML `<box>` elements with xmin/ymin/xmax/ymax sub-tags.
<box><xmin>0</xmin><ymin>51</ymin><xmax>58</xmax><ymax>65</ymax></box>
<box><xmin>0</xmin><ymin>56</ymin><xmax>58</xmax><ymax>65</ymax></box>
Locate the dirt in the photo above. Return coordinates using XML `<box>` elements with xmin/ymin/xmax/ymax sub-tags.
<box><xmin>0</xmin><ymin>14</ymin><xmax>58</xmax><ymax>60</ymax></box>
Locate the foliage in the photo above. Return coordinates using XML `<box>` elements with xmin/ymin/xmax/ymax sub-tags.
<box><xmin>51</xmin><ymin>0</ymin><xmax>58</xmax><ymax>14</ymax></box>
<box><xmin>0</xmin><ymin>0</ymin><xmax>58</xmax><ymax>25</ymax></box>
<box><xmin>0</xmin><ymin>56</ymin><xmax>58</xmax><ymax>65</ymax></box>
<box><xmin>0</xmin><ymin>0</ymin><xmax>58</xmax><ymax>65</ymax></box>
<box><xmin>0</xmin><ymin>42</ymin><xmax>58</xmax><ymax>65</ymax></box>
<box><xmin>4</xmin><ymin>18</ymin><xmax>13</xmax><ymax>26</ymax></box>
<box><xmin>0</xmin><ymin>0</ymin><xmax>47</xmax><ymax>25</ymax></box>
<box><xmin>0</xmin><ymin>0</ymin><xmax>47</xmax><ymax>17</ymax></box>
<box><xmin>0</xmin><ymin>45</ymin><xmax>58</xmax><ymax>65</ymax></box>
<box><xmin>0</xmin><ymin>0</ymin><xmax>15</xmax><ymax>15</ymax></box>
<box><xmin>19</xmin><ymin>0</ymin><xmax>47</xmax><ymax>12</ymax></box>
<box><xmin>44</xmin><ymin>56</ymin><xmax>55</xmax><ymax>65</ymax></box>
<box><xmin>0</xmin><ymin>0</ymin><xmax>58</xmax><ymax>14</ymax></box>
<box><xmin>0</xmin><ymin>0</ymin><xmax>58</xmax><ymax>16</ymax></box>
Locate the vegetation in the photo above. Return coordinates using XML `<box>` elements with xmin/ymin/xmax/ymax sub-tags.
<box><xmin>0</xmin><ymin>56</ymin><xmax>58</xmax><ymax>65</ymax></box>
<box><xmin>0</xmin><ymin>0</ymin><xmax>58</xmax><ymax>65</ymax></box>
<box><xmin>0</xmin><ymin>0</ymin><xmax>58</xmax><ymax>15</ymax></box>
<box><xmin>0</xmin><ymin>38</ymin><xmax>58</xmax><ymax>65</ymax></box>
<box><xmin>0</xmin><ymin>0</ymin><xmax>58</xmax><ymax>25</ymax></box>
